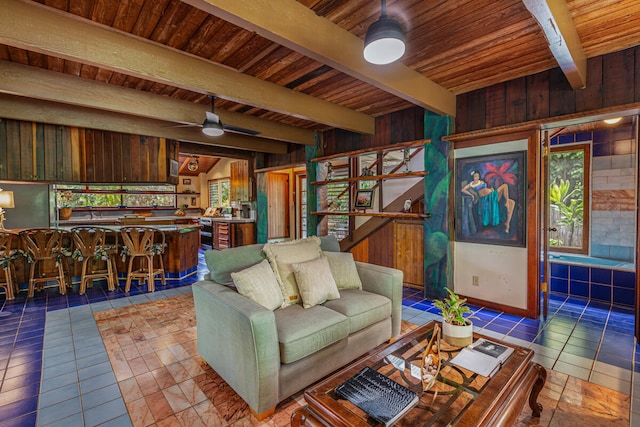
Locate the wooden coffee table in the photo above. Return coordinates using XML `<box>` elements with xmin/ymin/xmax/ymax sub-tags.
<box><xmin>292</xmin><ymin>321</ymin><xmax>546</xmax><ymax>426</ymax></box>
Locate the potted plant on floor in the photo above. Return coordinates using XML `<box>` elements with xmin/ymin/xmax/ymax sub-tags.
<box><xmin>433</xmin><ymin>288</ymin><xmax>475</xmax><ymax>347</ymax></box>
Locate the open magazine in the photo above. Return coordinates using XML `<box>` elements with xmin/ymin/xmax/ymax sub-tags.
<box><xmin>449</xmin><ymin>338</ymin><xmax>514</xmax><ymax>378</ymax></box>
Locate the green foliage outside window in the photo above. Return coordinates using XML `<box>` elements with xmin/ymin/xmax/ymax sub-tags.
<box><xmin>55</xmin><ymin>185</ymin><xmax>176</xmax><ymax>208</ymax></box>
<box><xmin>549</xmin><ymin>148</ymin><xmax>586</xmax><ymax>251</ymax></box>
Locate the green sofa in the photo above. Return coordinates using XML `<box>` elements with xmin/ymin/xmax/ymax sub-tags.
<box><xmin>191</xmin><ymin>236</ymin><xmax>403</xmax><ymax>418</ymax></box>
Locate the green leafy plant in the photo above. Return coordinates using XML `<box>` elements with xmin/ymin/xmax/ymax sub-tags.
<box><xmin>433</xmin><ymin>288</ymin><xmax>476</xmax><ymax>326</ymax></box>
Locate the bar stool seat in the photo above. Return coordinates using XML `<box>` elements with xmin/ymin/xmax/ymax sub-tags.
<box><xmin>71</xmin><ymin>226</ymin><xmax>116</xmax><ymax>295</ymax></box>
<box><xmin>0</xmin><ymin>231</ymin><xmax>18</xmax><ymax>300</ymax></box>
<box><xmin>19</xmin><ymin>228</ymin><xmax>68</xmax><ymax>298</ymax></box>
<box><xmin>120</xmin><ymin>226</ymin><xmax>165</xmax><ymax>292</ymax></box>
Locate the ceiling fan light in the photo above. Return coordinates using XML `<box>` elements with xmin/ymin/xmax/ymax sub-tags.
<box><xmin>364</xmin><ymin>15</ymin><xmax>405</xmax><ymax>65</ymax></box>
<box><xmin>202</xmin><ymin>120</ymin><xmax>224</xmax><ymax>136</ymax></box>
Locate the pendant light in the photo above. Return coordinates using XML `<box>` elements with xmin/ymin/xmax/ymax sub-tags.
<box><xmin>363</xmin><ymin>0</ymin><xmax>406</xmax><ymax>65</ymax></box>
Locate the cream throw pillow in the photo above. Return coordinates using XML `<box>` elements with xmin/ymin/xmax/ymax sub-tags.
<box><xmin>292</xmin><ymin>256</ymin><xmax>340</xmax><ymax>309</ymax></box>
<box><xmin>324</xmin><ymin>251</ymin><xmax>362</xmax><ymax>290</ymax></box>
<box><xmin>231</xmin><ymin>259</ymin><xmax>283</xmax><ymax>311</ymax></box>
<box><xmin>262</xmin><ymin>237</ymin><xmax>322</xmax><ymax>307</ymax></box>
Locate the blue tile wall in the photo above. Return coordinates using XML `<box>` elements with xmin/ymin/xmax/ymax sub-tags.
<box><xmin>549</xmin><ymin>261</ymin><xmax>636</xmax><ymax>307</ymax></box>
<box><xmin>591</xmin><ymin>268</ymin><xmax>612</xmax><ymax>285</ymax></box>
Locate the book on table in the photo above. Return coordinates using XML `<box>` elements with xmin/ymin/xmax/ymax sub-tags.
<box><xmin>335</xmin><ymin>366</ymin><xmax>418</xmax><ymax>426</ymax></box>
<box><xmin>449</xmin><ymin>338</ymin><xmax>514</xmax><ymax>378</ymax></box>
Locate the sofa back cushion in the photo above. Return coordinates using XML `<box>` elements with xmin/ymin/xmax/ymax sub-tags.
<box><xmin>263</xmin><ymin>237</ymin><xmax>322</xmax><ymax>307</ymax></box>
<box><xmin>231</xmin><ymin>259</ymin><xmax>283</xmax><ymax>310</ymax></box>
<box><xmin>204</xmin><ymin>243</ymin><xmax>265</xmax><ymax>285</ymax></box>
<box><xmin>292</xmin><ymin>256</ymin><xmax>340</xmax><ymax>308</ymax></box>
<box><xmin>324</xmin><ymin>251</ymin><xmax>362</xmax><ymax>290</ymax></box>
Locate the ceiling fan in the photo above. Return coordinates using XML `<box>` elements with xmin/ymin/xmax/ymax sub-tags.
<box><xmin>168</xmin><ymin>96</ymin><xmax>260</xmax><ymax>137</ymax></box>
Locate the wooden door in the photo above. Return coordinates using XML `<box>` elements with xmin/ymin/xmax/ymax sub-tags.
<box><xmin>267</xmin><ymin>172</ymin><xmax>290</xmax><ymax>240</ymax></box>
<box><xmin>394</xmin><ymin>220</ymin><xmax>424</xmax><ymax>289</ymax></box>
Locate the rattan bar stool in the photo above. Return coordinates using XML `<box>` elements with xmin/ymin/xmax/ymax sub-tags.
<box><xmin>19</xmin><ymin>228</ymin><xmax>68</xmax><ymax>298</ymax></box>
<box><xmin>71</xmin><ymin>226</ymin><xmax>116</xmax><ymax>295</ymax></box>
<box><xmin>120</xmin><ymin>226</ymin><xmax>165</xmax><ymax>292</ymax></box>
<box><xmin>0</xmin><ymin>230</ymin><xmax>18</xmax><ymax>300</ymax></box>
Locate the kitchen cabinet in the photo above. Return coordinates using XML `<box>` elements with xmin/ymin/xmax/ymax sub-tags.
<box><xmin>230</xmin><ymin>160</ymin><xmax>249</xmax><ymax>201</ymax></box>
<box><xmin>213</xmin><ymin>221</ymin><xmax>230</xmax><ymax>249</ymax></box>
<box><xmin>210</xmin><ymin>220</ymin><xmax>255</xmax><ymax>249</ymax></box>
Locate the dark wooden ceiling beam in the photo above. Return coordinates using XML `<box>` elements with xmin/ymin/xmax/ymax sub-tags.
<box><xmin>0</xmin><ymin>59</ymin><xmax>315</xmax><ymax>145</ymax></box>
<box><xmin>180</xmin><ymin>141</ymin><xmax>254</xmax><ymax>160</ymax></box>
<box><xmin>0</xmin><ymin>93</ymin><xmax>287</xmax><ymax>154</ymax></box>
<box><xmin>522</xmin><ymin>0</ymin><xmax>587</xmax><ymax>90</ymax></box>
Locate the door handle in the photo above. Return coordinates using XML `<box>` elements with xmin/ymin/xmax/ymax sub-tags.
<box><xmin>548</xmin><ymin>227</ymin><xmax>557</xmax><ymax>232</ymax></box>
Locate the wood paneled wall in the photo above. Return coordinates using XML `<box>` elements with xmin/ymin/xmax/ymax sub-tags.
<box><xmin>0</xmin><ymin>119</ymin><xmax>179</xmax><ymax>184</ymax></box>
<box><xmin>321</xmin><ymin>107</ymin><xmax>425</xmax><ymax>157</ymax></box>
<box><xmin>456</xmin><ymin>46</ymin><xmax>640</xmax><ymax>133</ymax></box>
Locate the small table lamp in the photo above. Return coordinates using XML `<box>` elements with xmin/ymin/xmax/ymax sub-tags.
<box><xmin>0</xmin><ymin>189</ymin><xmax>15</xmax><ymax>229</ymax></box>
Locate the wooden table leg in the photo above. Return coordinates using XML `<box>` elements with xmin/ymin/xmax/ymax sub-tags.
<box><xmin>291</xmin><ymin>406</ymin><xmax>328</xmax><ymax>427</ymax></box>
<box><xmin>528</xmin><ymin>363</ymin><xmax>547</xmax><ymax>417</ymax></box>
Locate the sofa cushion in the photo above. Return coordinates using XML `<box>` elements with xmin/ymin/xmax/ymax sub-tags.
<box><xmin>231</xmin><ymin>259</ymin><xmax>283</xmax><ymax>311</ymax></box>
<box><xmin>263</xmin><ymin>237</ymin><xmax>322</xmax><ymax>307</ymax></box>
<box><xmin>275</xmin><ymin>303</ymin><xmax>349</xmax><ymax>364</ymax></box>
<box><xmin>204</xmin><ymin>243</ymin><xmax>265</xmax><ymax>285</ymax></box>
<box><xmin>324</xmin><ymin>251</ymin><xmax>362</xmax><ymax>290</ymax></box>
<box><xmin>323</xmin><ymin>289</ymin><xmax>392</xmax><ymax>334</ymax></box>
<box><xmin>292</xmin><ymin>256</ymin><xmax>340</xmax><ymax>309</ymax></box>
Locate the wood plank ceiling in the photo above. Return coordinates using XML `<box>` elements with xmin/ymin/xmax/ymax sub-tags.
<box><xmin>0</xmin><ymin>0</ymin><xmax>639</xmax><ymax>156</ymax></box>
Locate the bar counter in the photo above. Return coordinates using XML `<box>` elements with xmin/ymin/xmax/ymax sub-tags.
<box><xmin>9</xmin><ymin>224</ymin><xmax>202</xmax><ymax>294</ymax></box>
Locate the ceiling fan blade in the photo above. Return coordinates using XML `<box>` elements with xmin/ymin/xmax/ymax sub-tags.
<box><xmin>222</xmin><ymin>124</ymin><xmax>261</xmax><ymax>136</ymax></box>
<box><xmin>162</xmin><ymin>123</ymin><xmax>202</xmax><ymax>129</ymax></box>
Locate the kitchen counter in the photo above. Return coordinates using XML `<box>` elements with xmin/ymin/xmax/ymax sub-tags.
<box><xmin>203</xmin><ymin>217</ymin><xmax>255</xmax><ymax>223</ymax></box>
<box><xmin>58</xmin><ymin>215</ymin><xmax>201</xmax><ymax>226</ymax></box>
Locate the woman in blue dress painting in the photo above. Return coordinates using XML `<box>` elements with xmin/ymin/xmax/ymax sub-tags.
<box><xmin>461</xmin><ymin>170</ymin><xmax>515</xmax><ymax>233</ymax></box>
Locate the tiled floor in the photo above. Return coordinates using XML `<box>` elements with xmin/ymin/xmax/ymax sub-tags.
<box><xmin>0</xmin><ymin>251</ymin><xmax>637</xmax><ymax>426</ymax></box>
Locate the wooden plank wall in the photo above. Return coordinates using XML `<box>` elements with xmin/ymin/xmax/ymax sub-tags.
<box><xmin>0</xmin><ymin>119</ymin><xmax>178</xmax><ymax>184</ymax></box>
<box><xmin>456</xmin><ymin>46</ymin><xmax>640</xmax><ymax>133</ymax></box>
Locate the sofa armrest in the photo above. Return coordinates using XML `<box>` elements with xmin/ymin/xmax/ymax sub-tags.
<box><xmin>192</xmin><ymin>281</ymin><xmax>280</xmax><ymax>414</ymax></box>
<box><xmin>355</xmin><ymin>262</ymin><xmax>403</xmax><ymax>337</ymax></box>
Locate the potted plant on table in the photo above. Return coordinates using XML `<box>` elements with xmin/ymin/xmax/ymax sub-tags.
<box><xmin>433</xmin><ymin>288</ymin><xmax>476</xmax><ymax>347</ymax></box>
<box><xmin>58</xmin><ymin>190</ymin><xmax>73</xmax><ymax>220</ymax></box>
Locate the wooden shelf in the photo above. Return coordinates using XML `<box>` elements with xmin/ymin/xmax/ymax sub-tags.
<box><xmin>311</xmin><ymin>139</ymin><xmax>430</xmax><ymax>163</ymax></box>
<box><xmin>312</xmin><ymin>211</ymin><xmax>431</xmax><ymax>219</ymax></box>
<box><xmin>312</xmin><ymin>171</ymin><xmax>428</xmax><ymax>185</ymax></box>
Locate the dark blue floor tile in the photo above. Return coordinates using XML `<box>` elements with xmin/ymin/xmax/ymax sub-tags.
<box><xmin>0</xmin><ymin>398</ymin><xmax>37</xmax><ymax>427</ymax></box>
<box><xmin>512</xmin><ymin>323</ymin><xmax>541</xmax><ymax>335</ymax></box>
<box><xmin>507</xmin><ymin>329</ymin><xmax>537</xmax><ymax>342</ymax></box>
<box><xmin>0</xmin><ymin>370</ymin><xmax>42</xmax><ymax>392</ymax></box>
<box><xmin>483</xmin><ymin>323</ymin><xmax>512</xmax><ymax>334</ymax></box>
<box><xmin>496</xmin><ymin>313</ymin><xmax>521</xmax><ymax>323</ymax></box>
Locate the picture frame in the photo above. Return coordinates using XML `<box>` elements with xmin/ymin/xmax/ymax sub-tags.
<box><xmin>354</xmin><ymin>189</ymin><xmax>374</xmax><ymax>209</ymax></box>
<box><xmin>183</xmin><ymin>178</ymin><xmax>191</xmax><ymax>185</ymax></box>
<box><xmin>455</xmin><ymin>151</ymin><xmax>526</xmax><ymax>247</ymax></box>
<box><xmin>170</xmin><ymin>159</ymin><xmax>179</xmax><ymax>177</ymax></box>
